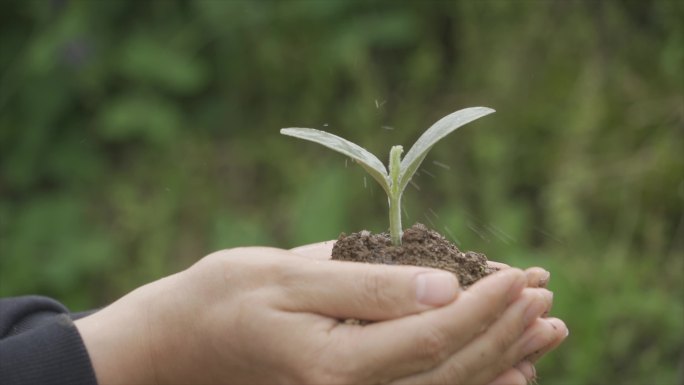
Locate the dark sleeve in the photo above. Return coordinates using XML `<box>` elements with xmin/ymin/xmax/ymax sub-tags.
<box><xmin>0</xmin><ymin>296</ymin><xmax>98</xmax><ymax>385</ymax></box>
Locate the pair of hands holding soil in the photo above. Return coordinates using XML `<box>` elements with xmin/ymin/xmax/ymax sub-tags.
<box><xmin>75</xmin><ymin>242</ymin><xmax>568</xmax><ymax>385</ymax></box>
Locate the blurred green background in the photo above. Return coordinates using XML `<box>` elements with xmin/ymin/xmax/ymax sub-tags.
<box><xmin>1</xmin><ymin>0</ymin><xmax>682</xmax><ymax>383</ymax></box>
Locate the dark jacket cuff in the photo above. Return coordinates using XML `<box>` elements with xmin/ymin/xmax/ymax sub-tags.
<box><xmin>0</xmin><ymin>313</ymin><xmax>97</xmax><ymax>385</ymax></box>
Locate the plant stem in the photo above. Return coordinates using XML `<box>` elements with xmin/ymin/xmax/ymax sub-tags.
<box><xmin>389</xmin><ymin>145</ymin><xmax>403</xmax><ymax>246</ymax></box>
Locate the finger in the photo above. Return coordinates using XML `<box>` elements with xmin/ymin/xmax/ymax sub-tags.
<box><xmin>277</xmin><ymin>259</ymin><xmax>461</xmax><ymax>320</ymax></box>
<box><xmin>488</xmin><ymin>262</ymin><xmax>550</xmax><ymax>288</ymax></box>
<box><xmin>486</xmin><ymin>365</ymin><xmax>531</xmax><ymax>385</ymax></box>
<box><xmin>526</xmin><ymin>317</ymin><xmax>569</xmax><ymax>363</ymax></box>
<box><xmin>395</xmin><ymin>287</ymin><xmax>552</xmax><ymax>385</ymax></box>
<box><xmin>470</xmin><ymin>317</ymin><xmax>561</xmax><ymax>385</ymax></box>
<box><xmin>524</xmin><ymin>267</ymin><xmax>550</xmax><ymax>288</ymax></box>
<box><xmin>515</xmin><ymin>361</ymin><xmax>537</xmax><ymax>383</ymax></box>
<box><xmin>342</xmin><ymin>269</ymin><xmax>527</xmax><ymax>384</ymax></box>
<box><xmin>467</xmin><ymin>299</ymin><xmax>554</xmax><ymax>385</ymax></box>
<box><xmin>290</xmin><ymin>241</ymin><xmax>335</xmax><ymax>260</ymax></box>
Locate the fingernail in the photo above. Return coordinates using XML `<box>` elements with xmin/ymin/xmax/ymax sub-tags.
<box><xmin>539</xmin><ymin>271</ymin><xmax>550</xmax><ymax>287</ymax></box>
<box><xmin>516</xmin><ymin>361</ymin><xmax>536</xmax><ymax>382</ymax></box>
<box><xmin>524</xmin><ymin>290</ymin><xmax>553</xmax><ymax>326</ymax></box>
<box><xmin>522</xmin><ymin>318</ymin><xmax>556</xmax><ymax>355</ymax></box>
<box><xmin>415</xmin><ymin>272</ymin><xmax>459</xmax><ymax>306</ymax></box>
<box><xmin>547</xmin><ymin>317</ymin><xmax>569</xmax><ymax>338</ymax></box>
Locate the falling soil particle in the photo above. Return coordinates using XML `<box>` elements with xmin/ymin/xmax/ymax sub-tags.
<box><xmin>332</xmin><ymin>223</ymin><xmax>498</xmax><ymax>289</ymax></box>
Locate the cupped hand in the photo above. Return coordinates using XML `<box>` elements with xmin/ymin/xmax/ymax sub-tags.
<box><xmin>292</xmin><ymin>241</ymin><xmax>568</xmax><ymax>384</ymax></box>
<box><xmin>76</xmin><ymin>245</ymin><xmax>566</xmax><ymax>385</ymax></box>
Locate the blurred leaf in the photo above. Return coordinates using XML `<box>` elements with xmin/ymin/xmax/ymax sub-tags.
<box><xmin>97</xmin><ymin>93</ymin><xmax>181</xmax><ymax>144</ymax></box>
<box><xmin>0</xmin><ymin>196</ymin><xmax>116</xmax><ymax>309</ymax></box>
<box><xmin>211</xmin><ymin>212</ymin><xmax>272</xmax><ymax>249</ymax></box>
<box><xmin>289</xmin><ymin>166</ymin><xmax>352</xmax><ymax>245</ymax></box>
<box><xmin>118</xmin><ymin>35</ymin><xmax>207</xmax><ymax>94</ymax></box>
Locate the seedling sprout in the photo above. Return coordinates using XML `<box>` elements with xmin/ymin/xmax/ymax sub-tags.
<box><xmin>281</xmin><ymin>106</ymin><xmax>495</xmax><ymax>246</ymax></box>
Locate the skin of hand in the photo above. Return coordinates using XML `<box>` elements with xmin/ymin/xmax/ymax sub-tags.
<box><xmin>293</xmin><ymin>241</ymin><xmax>569</xmax><ymax>384</ymax></box>
<box><xmin>75</xmin><ymin>245</ymin><xmax>567</xmax><ymax>385</ymax></box>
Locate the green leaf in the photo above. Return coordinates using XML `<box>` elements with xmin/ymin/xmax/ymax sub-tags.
<box><xmin>398</xmin><ymin>107</ymin><xmax>495</xmax><ymax>192</ymax></box>
<box><xmin>280</xmin><ymin>127</ymin><xmax>391</xmax><ymax>194</ymax></box>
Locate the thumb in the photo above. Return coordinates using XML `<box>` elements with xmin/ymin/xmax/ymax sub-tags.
<box><xmin>277</xmin><ymin>259</ymin><xmax>460</xmax><ymax>321</ymax></box>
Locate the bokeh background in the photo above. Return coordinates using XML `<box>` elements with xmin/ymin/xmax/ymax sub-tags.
<box><xmin>1</xmin><ymin>0</ymin><xmax>682</xmax><ymax>383</ymax></box>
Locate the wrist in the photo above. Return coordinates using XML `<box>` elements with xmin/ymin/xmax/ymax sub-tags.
<box><xmin>75</xmin><ymin>276</ymin><xmax>178</xmax><ymax>385</ymax></box>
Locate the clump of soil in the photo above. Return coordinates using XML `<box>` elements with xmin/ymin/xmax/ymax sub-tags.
<box><xmin>332</xmin><ymin>223</ymin><xmax>498</xmax><ymax>289</ymax></box>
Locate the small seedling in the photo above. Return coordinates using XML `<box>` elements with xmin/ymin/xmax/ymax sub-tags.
<box><xmin>281</xmin><ymin>106</ymin><xmax>495</xmax><ymax>246</ymax></box>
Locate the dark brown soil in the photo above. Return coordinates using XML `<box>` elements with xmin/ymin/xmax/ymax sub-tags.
<box><xmin>331</xmin><ymin>223</ymin><xmax>498</xmax><ymax>289</ymax></box>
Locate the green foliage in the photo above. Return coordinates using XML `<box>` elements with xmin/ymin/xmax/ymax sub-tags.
<box><xmin>1</xmin><ymin>1</ymin><xmax>682</xmax><ymax>383</ymax></box>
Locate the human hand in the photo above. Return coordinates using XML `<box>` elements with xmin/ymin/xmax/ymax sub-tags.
<box><xmin>293</xmin><ymin>241</ymin><xmax>568</xmax><ymax>384</ymax></box>
<box><xmin>485</xmin><ymin>260</ymin><xmax>568</xmax><ymax>378</ymax></box>
<box><xmin>76</xmin><ymin>246</ymin><xmax>564</xmax><ymax>385</ymax></box>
